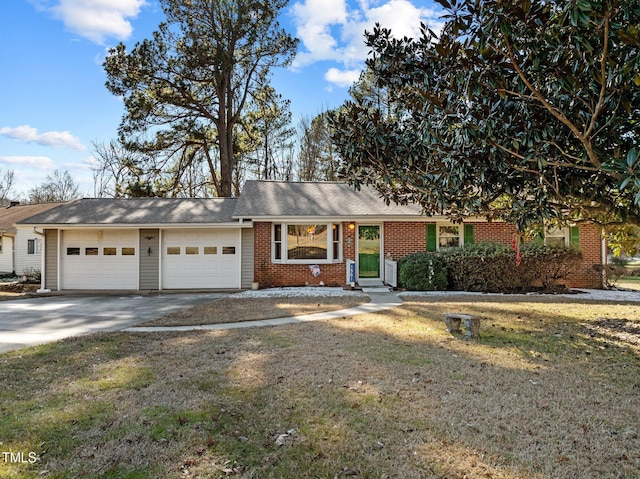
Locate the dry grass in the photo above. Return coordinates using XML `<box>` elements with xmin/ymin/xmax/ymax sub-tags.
<box><xmin>140</xmin><ymin>295</ymin><xmax>369</xmax><ymax>327</ymax></box>
<box><xmin>1</xmin><ymin>296</ymin><xmax>639</xmax><ymax>478</ymax></box>
<box><xmin>0</xmin><ymin>282</ymin><xmax>40</xmax><ymax>301</ymax></box>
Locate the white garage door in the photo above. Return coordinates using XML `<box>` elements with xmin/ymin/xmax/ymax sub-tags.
<box><xmin>162</xmin><ymin>229</ymin><xmax>240</xmax><ymax>289</ymax></box>
<box><xmin>62</xmin><ymin>230</ymin><xmax>138</xmax><ymax>289</ymax></box>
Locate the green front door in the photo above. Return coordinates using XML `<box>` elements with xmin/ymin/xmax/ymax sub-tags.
<box><xmin>358</xmin><ymin>225</ymin><xmax>381</xmax><ymax>279</ymax></box>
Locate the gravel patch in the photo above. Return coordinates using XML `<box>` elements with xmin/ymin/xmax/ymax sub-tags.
<box><xmin>230</xmin><ymin>286</ymin><xmax>368</xmax><ymax>299</ymax></box>
<box><xmin>399</xmin><ymin>288</ymin><xmax>640</xmax><ymax>303</ymax></box>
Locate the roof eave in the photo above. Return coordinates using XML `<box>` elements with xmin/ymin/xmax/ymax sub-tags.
<box><xmin>20</xmin><ymin>222</ymin><xmax>248</xmax><ymax>229</ymax></box>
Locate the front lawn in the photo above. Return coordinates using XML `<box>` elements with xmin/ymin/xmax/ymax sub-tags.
<box><xmin>1</xmin><ymin>296</ymin><xmax>639</xmax><ymax>478</ymax></box>
<box><xmin>140</xmin><ymin>295</ymin><xmax>369</xmax><ymax>327</ymax></box>
<box><xmin>617</xmin><ymin>276</ymin><xmax>640</xmax><ymax>291</ymax></box>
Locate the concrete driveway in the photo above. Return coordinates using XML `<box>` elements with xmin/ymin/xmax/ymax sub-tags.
<box><xmin>0</xmin><ymin>293</ymin><xmax>225</xmax><ymax>354</ymax></box>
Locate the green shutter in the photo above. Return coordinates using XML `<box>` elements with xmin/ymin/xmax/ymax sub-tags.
<box><xmin>426</xmin><ymin>224</ymin><xmax>437</xmax><ymax>252</ymax></box>
<box><xmin>570</xmin><ymin>226</ymin><xmax>580</xmax><ymax>247</ymax></box>
<box><xmin>464</xmin><ymin>224</ymin><xmax>475</xmax><ymax>245</ymax></box>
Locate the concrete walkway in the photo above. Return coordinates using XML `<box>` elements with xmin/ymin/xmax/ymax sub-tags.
<box><xmin>124</xmin><ymin>291</ymin><xmax>403</xmax><ymax>333</ymax></box>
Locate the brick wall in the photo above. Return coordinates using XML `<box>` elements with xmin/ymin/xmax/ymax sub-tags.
<box><xmin>382</xmin><ymin>222</ymin><xmax>426</xmax><ymax>260</ymax></box>
<box><xmin>253</xmin><ymin>222</ymin><xmax>355</xmax><ymax>287</ymax></box>
<box><xmin>571</xmin><ymin>223</ymin><xmax>604</xmax><ymax>289</ymax></box>
<box><xmin>473</xmin><ymin>222</ymin><xmax>517</xmax><ymax>245</ymax></box>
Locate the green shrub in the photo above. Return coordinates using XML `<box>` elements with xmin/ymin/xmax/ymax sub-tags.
<box><xmin>436</xmin><ymin>242</ymin><xmax>525</xmax><ymax>292</ymax></box>
<box><xmin>519</xmin><ymin>243</ymin><xmax>582</xmax><ymax>291</ymax></box>
<box><xmin>397</xmin><ymin>242</ymin><xmax>583</xmax><ymax>293</ymax></box>
<box><xmin>398</xmin><ymin>252</ymin><xmax>448</xmax><ymax>291</ymax></box>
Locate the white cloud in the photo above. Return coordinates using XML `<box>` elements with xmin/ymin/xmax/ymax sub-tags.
<box><xmin>291</xmin><ymin>0</ymin><xmax>444</xmax><ymax>87</ymax></box>
<box><xmin>0</xmin><ymin>125</ymin><xmax>86</xmax><ymax>151</ymax></box>
<box><xmin>34</xmin><ymin>0</ymin><xmax>146</xmax><ymax>44</ymax></box>
<box><xmin>325</xmin><ymin>68</ymin><xmax>361</xmax><ymax>87</ymax></box>
<box><xmin>0</xmin><ymin>156</ymin><xmax>56</xmax><ymax>170</ymax></box>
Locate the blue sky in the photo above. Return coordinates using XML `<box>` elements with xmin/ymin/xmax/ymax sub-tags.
<box><xmin>0</xmin><ymin>0</ymin><xmax>442</xmax><ymax>198</ymax></box>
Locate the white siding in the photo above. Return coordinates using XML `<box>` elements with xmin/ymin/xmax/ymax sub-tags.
<box><xmin>0</xmin><ymin>235</ymin><xmax>14</xmax><ymax>274</ymax></box>
<box><xmin>241</xmin><ymin>228</ymin><xmax>254</xmax><ymax>289</ymax></box>
<box><xmin>14</xmin><ymin>227</ymin><xmax>42</xmax><ymax>276</ymax></box>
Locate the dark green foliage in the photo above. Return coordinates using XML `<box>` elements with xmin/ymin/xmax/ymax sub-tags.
<box><xmin>398</xmin><ymin>253</ymin><xmax>448</xmax><ymax>291</ymax></box>
<box><xmin>398</xmin><ymin>243</ymin><xmax>583</xmax><ymax>292</ymax></box>
<box><xmin>519</xmin><ymin>243</ymin><xmax>583</xmax><ymax>291</ymax></box>
<box><xmin>437</xmin><ymin>242</ymin><xmax>523</xmax><ymax>292</ymax></box>
<box><xmin>331</xmin><ymin>0</ymin><xmax>640</xmax><ymax>228</ymax></box>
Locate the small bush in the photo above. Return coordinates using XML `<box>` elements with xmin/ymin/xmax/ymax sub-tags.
<box><xmin>398</xmin><ymin>252</ymin><xmax>448</xmax><ymax>291</ymax></box>
<box><xmin>436</xmin><ymin>242</ymin><xmax>525</xmax><ymax>292</ymax></box>
<box><xmin>519</xmin><ymin>243</ymin><xmax>582</xmax><ymax>291</ymax></box>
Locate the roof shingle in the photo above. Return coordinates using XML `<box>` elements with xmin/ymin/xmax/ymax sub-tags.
<box><xmin>233</xmin><ymin>180</ymin><xmax>423</xmax><ymax>218</ymax></box>
<box><xmin>0</xmin><ymin>202</ymin><xmax>66</xmax><ymax>233</ymax></box>
<box><xmin>18</xmin><ymin>198</ymin><xmax>238</xmax><ymax>225</ymax></box>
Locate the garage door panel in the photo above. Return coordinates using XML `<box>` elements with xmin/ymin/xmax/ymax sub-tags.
<box><xmin>162</xmin><ymin>228</ymin><xmax>240</xmax><ymax>289</ymax></box>
<box><xmin>62</xmin><ymin>230</ymin><xmax>138</xmax><ymax>290</ymax></box>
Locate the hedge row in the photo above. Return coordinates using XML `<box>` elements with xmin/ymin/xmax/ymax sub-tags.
<box><xmin>397</xmin><ymin>242</ymin><xmax>583</xmax><ymax>293</ymax></box>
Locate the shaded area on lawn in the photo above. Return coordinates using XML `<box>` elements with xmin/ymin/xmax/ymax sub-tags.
<box><xmin>139</xmin><ymin>295</ymin><xmax>370</xmax><ymax>327</ymax></box>
<box><xmin>1</xmin><ymin>297</ymin><xmax>639</xmax><ymax>478</ymax></box>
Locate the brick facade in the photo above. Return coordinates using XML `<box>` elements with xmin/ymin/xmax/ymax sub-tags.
<box><xmin>382</xmin><ymin>222</ymin><xmax>427</xmax><ymax>260</ymax></box>
<box><xmin>253</xmin><ymin>220</ymin><xmax>604</xmax><ymax>289</ymax></box>
<box><xmin>571</xmin><ymin>223</ymin><xmax>604</xmax><ymax>289</ymax></box>
<box><xmin>253</xmin><ymin>221</ymin><xmax>356</xmax><ymax>287</ymax></box>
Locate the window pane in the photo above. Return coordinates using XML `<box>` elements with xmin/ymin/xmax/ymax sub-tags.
<box><xmin>85</xmin><ymin>247</ymin><xmax>99</xmax><ymax>256</ymax></box>
<box><xmin>185</xmin><ymin>246</ymin><xmax>199</xmax><ymax>255</ymax></box>
<box><xmin>204</xmin><ymin>246</ymin><xmax>217</xmax><ymax>255</ymax></box>
<box><xmin>439</xmin><ymin>226</ymin><xmax>460</xmax><ymax>248</ymax></box>
<box><xmin>67</xmin><ymin>247</ymin><xmax>80</xmax><ymax>256</ymax></box>
<box><xmin>546</xmin><ymin>236</ymin><xmax>566</xmax><ymax>247</ymax></box>
<box><xmin>222</xmin><ymin>246</ymin><xmax>236</xmax><ymax>255</ymax></box>
<box><xmin>274</xmin><ymin>224</ymin><xmax>281</xmax><ymax>242</ymax></box>
<box><xmin>27</xmin><ymin>240</ymin><xmax>35</xmax><ymax>255</ymax></box>
<box><xmin>287</xmin><ymin>224</ymin><xmax>328</xmax><ymax>260</ymax></box>
<box><xmin>122</xmin><ymin>247</ymin><xmax>135</xmax><ymax>256</ymax></box>
<box><xmin>274</xmin><ymin>242</ymin><xmax>281</xmax><ymax>260</ymax></box>
<box><xmin>332</xmin><ymin>224</ymin><xmax>341</xmax><ymax>260</ymax></box>
<box><xmin>167</xmin><ymin>246</ymin><xmax>180</xmax><ymax>255</ymax></box>
<box><xmin>545</xmin><ymin>227</ymin><xmax>567</xmax><ymax>246</ymax></box>
<box><xmin>104</xmin><ymin>247</ymin><xmax>117</xmax><ymax>256</ymax></box>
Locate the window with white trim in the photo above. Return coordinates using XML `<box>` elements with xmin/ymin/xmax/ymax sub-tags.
<box><xmin>438</xmin><ymin>225</ymin><xmax>461</xmax><ymax>248</ymax></box>
<box><xmin>27</xmin><ymin>238</ymin><xmax>40</xmax><ymax>255</ymax></box>
<box><xmin>272</xmin><ymin>223</ymin><xmax>342</xmax><ymax>263</ymax></box>
<box><xmin>545</xmin><ymin>226</ymin><xmax>581</xmax><ymax>247</ymax></box>
<box><xmin>544</xmin><ymin>227</ymin><xmax>569</xmax><ymax>246</ymax></box>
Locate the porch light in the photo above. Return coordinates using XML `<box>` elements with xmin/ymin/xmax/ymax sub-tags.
<box><xmin>348</xmin><ymin>223</ymin><xmax>355</xmax><ymax>230</ymax></box>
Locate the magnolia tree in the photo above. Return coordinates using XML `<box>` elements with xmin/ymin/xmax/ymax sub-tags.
<box><xmin>331</xmin><ymin>0</ymin><xmax>640</xmax><ymax>232</ymax></box>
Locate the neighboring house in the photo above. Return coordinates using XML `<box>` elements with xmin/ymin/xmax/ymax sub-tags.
<box><xmin>18</xmin><ymin>181</ymin><xmax>605</xmax><ymax>291</ymax></box>
<box><xmin>0</xmin><ymin>201</ymin><xmax>65</xmax><ymax>275</ymax></box>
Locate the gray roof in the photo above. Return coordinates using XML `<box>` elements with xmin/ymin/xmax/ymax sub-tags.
<box><xmin>18</xmin><ymin>198</ymin><xmax>239</xmax><ymax>225</ymax></box>
<box><xmin>233</xmin><ymin>180</ymin><xmax>423</xmax><ymax>218</ymax></box>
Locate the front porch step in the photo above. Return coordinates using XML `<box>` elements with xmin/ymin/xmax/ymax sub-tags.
<box><xmin>361</xmin><ymin>286</ymin><xmax>393</xmax><ymax>293</ymax></box>
<box><xmin>357</xmin><ymin>279</ymin><xmax>385</xmax><ymax>287</ymax></box>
